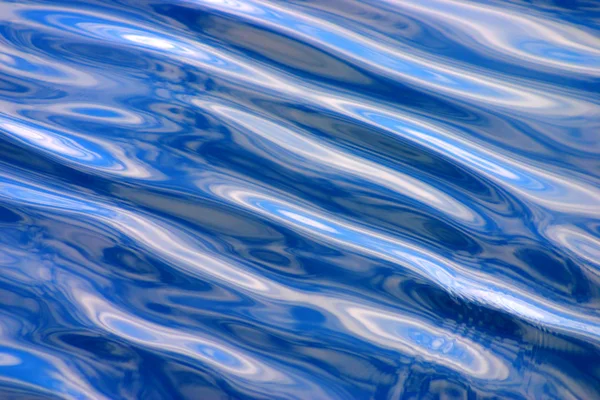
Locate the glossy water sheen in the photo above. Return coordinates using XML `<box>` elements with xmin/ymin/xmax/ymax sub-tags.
<box><xmin>0</xmin><ymin>0</ymin><xmax>599</xmax><ymax>398</ymax></box>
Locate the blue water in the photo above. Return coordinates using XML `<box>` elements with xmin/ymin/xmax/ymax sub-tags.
<box><xmin>0</xmin><ymin>0</ymin><xmax>599</xmax><ymax>398</ymax></box>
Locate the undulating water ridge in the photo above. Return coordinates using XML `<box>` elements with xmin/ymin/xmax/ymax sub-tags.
<box><xmin>0</xmin><ymin>0</ymin><xmax>599</xmax><ymax>398</ymax></box>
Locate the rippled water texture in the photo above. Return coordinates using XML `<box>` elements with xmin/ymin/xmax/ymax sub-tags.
<box><xmin>0</xmin><ymin>0</ymin><xmax>600</xmax><ymax>398</ymax></box>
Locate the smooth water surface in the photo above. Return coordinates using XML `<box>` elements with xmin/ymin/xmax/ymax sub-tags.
<box><xmin>0</xmin><ymin>0</ymin><xmax>600</xmax><ymax>398</ymax></box>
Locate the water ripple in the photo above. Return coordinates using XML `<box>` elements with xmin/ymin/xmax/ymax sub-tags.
<box><xmin>0</xmin><ymin>0</ymin><xmax>599</xmax><ymax>398</ymax></box>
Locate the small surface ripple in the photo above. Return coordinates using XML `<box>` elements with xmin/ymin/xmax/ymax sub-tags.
<box><xmin>0</xmin><ymin>0</ymin><xmax>599</xmax><ymax>399</ymax></box>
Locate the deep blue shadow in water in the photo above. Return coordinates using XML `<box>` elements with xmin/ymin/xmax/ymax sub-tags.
<box><xmin>0</xmin><ymin>0</ymin><xmax>599</xmax><ymax>398</ymax></box>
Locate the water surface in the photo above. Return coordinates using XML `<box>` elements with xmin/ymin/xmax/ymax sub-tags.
<box><xmin>0</xmin><ymin>0</ymin><xmax>599</xmax><ymax>398</ymax></box>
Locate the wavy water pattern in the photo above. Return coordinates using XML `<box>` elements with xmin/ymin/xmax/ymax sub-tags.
<box><xmin>0</xmin><ymin>0</ymin><xmax>599</xmax><ymax>398</ymax></box>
